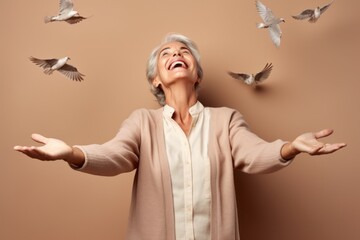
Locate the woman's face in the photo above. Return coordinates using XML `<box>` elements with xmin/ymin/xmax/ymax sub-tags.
<box><xmin>153</xmin><ymin>41</ymin><xmax>199</xmax><ymax>89</ymax></box>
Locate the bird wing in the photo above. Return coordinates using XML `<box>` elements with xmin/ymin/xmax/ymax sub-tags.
<box><xmin>254</xmin><ymin>63</ymin><xmax>273</xmax><ymax>82</ymax></box>
<box><xmin>320</xmin><ymin>1</ymin><xmax>334</xmax><ymax>14</ymax></box>
<box><xmin>268</xmin><ymin>24</ymin><xmax>282</xmax><ymax>47</ymax></box>
<box><xmin>59</xmin><ymin>0</ymin><xmax>74</xmax><ymax>14</ymax></box>
<box><xmin>29</xmin><ymin>57</ymin><xmax>58</xmax><ymax>69</ymax></box>
<box><xmin>65</xmin><ymin>16</ymin><xmax>86</xmax><ymax>24</ymax></box>
<box><xmin>292</xmin><ymin>9</ymin><xmax>314</xmax><ymax>20</ymax></box>
<box><xmin>58</xmin><ymin>64</ymin><xmax>85</xmax><ymax>81</ymax></box>
<box><xmin>228</xmin><ymin>71</ymin><xmax>250</xmax><ymax>82</ymax></box>
<box><xmin>256</xmin><ymin>0</ymin><xmax>276</xmax><ymax>23</ymax></box>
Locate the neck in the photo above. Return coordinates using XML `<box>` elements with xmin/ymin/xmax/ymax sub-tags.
<box><xmin>165</xmin><ymin>81</ymin><xmax>197</xmax><ymax>108</ymax></box>
<box><xmin>163</xmin><ymin>82</ymin><xmax>198</xmax><ymax>128</ymax></box>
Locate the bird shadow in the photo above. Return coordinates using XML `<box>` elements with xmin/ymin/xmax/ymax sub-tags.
<box><xmin>198</xmin><ymin>76</ymin><xmax>275</xmax><ymax>109</ymax></box>
<box><xmin>252</xmin><ymin>84</ymin><xmax>269</xmax><ymax>93</ymax></box>
<box><xmin>237</xmin><ymin>81</ymin><xmax>274</xmax><ymax>97</ymax></box>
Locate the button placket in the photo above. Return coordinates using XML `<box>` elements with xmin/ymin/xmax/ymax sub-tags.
<box><xmin>182</xmin><ymin>138</ymin><xmax>194</xmax><ymax>240</ymax></box>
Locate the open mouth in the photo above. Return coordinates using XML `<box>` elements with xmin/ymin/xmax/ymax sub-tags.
<box><xmin>168</xmin><ymin>60</ymin><xmax>188</xmax><ymax>70</ymax></box>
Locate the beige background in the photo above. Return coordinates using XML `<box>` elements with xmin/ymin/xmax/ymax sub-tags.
<box><xmin>1</xmin><ymin>0</ymin><xmax>359</xmax><ymax>239</ymax></box>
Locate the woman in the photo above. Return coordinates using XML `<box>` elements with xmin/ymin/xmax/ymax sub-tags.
<box><xmin>14</xmin><ymin>33</ymin><xmax>346</xmax><ymax>240</ymax></box>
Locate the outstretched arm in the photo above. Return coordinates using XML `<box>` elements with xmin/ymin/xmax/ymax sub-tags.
<box><xmin>281</xmin><ymin>129</ymin><xmax>347</xmax><ymax>160</ymax></box>
<box><xmin>14</xmin><ymin>133</ymin><xmax>85</xmax><ymax>167</ymax></box>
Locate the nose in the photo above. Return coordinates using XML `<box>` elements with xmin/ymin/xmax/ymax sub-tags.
<box><xmin>172</xmin><ymin>50</ymin><xmax>182</xmax><ymax>57</ymax></box>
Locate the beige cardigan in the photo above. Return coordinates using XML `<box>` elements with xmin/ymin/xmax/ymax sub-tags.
<box><xmin>75</xmin><ymin>106</ymin><xmax>290</xmax><ymax>240</ymax></box>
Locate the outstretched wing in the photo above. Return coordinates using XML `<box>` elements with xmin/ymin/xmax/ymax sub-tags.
<box><xmin>65</xmin><ymin>16</ymin><xmax>86</xmax><ymax>24</ymax></box>
<box><xmin>320</xmin><ymin>1</ymin><xmax>334</xmax><ymax>14</ymax></box>
<box><xmin>59</xmin><ymin>0</ymin><xmax>74</xmax><ymax>14</ymax></box>
<box><xmin>254</xmin><ymin>63</ymin><xmax>273</xmax><ymax>82</ymax></box>
<box><xmin>29</xmin><ymin>56</ymin><xmax>58</xmax><ymax>69</ymax></box>
<box><xmin>58</xmin><ymin>64</ymin><xmax>85</xmax><ymax>81</ymax></box>
<box><xmin>268</xmin><ymin>24</ymin><xmax>282</xmax><ymax>47</ymax></box>
<box><xmin>256</xmin><ymin>0</ymin><xmax>275</xmax><ymax>23</ymax></box>
<box><xmin>292</xmin><ymin>9</ymin><xmax>314</xmax><ymax>20</ymax></box>
<box><xmin>228</xmin><ymin>71</ymin><xmax>250</xmax><ymax>82</ymax></box>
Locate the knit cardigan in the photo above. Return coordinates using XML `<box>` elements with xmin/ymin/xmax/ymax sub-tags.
<box><xmin>74</xmin><ymin>106</ymin><xmax>291</xmax><ymax>240</ymax></box>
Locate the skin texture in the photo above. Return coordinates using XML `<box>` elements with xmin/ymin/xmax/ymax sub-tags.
<box><xmin>152</xmin><ymin>41</ymin><xmax>200</xmax><ymax>135</ymax></box>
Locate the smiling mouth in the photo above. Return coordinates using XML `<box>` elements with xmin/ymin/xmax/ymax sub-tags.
<box><xmin>168</xmin><ymin>60</ymin><xmax>188</xmax><ymax>70</ymax></box>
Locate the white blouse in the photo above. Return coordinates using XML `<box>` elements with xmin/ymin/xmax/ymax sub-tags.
<box><xmin>163</xmin><ymin>101</ymin><xmax>211</xmax><ymax>240</ymax></box>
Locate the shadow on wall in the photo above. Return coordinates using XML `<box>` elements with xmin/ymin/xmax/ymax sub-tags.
<box><xmin>198</xmin><ymin>74</ymin><xmax>279</xmax><ymax>109</ymax></box>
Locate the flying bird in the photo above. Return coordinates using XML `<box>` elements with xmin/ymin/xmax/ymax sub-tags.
<box><xmin>30</xmin><ymin>56</ymin><xmax>85</xmax><ymax>81</ymax></box>
<box><xmin>292</xmin><ymin>1</ymin><xmax>334</xmax><ymax>23</ymax></box>
<box><xmin>255</xmin><ymin>1</ymin><xmax>285</xmax><ymax>47</ymax></box>
<box><xmin>228</xmin><ymin>63</ymin><xmax>273</xmax><ymax>87</ymax></box>
<box><xmin>44</xmin><ymin>0</ymin><xmax>87</xmax><ymax>24</ymax></box>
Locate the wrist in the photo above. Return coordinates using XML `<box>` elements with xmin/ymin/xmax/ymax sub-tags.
<box><xmin>64</xmin><ymin>146</ymin><xmax>85</xmax><ymax>168</ymax></box>
<box><xmin>63</xmin><ymin>146</ymin><xmax>75</xmax><ymax>163</ymax></box>
<box><xmin>289</xmin><ymin>142</ymin><xmax>301</xmax><ymax>155</ymax></box>
<box><xmin>281</xmin><ymin>142</ymin><xmax>301</xmax><ymax>161</ymax></box>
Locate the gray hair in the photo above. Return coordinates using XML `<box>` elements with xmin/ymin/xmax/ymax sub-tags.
<box><xmin>146</xmin><ymin>33</ymin><xmax>203</xmax><ymax>106</ymax></box>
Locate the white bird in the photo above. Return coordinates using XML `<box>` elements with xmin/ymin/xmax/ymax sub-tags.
<box><xmin>228</xmin><ymin>63</ymin><xmax>273</xmax><ymax>87</ymax></box>
<box><xmin>255</xmin><ymin>1</ymin><xmax>285</xmax><ymax>47</ymax></box>
<box><xmin>30</xmin><ymin>56</ymin><xmax>85</xmax><ymax>81</ymax></box>
<box><xmin>292</xmin><ymin>1</ymin><xmax>334</xmax><ymax>23</ymax></box>
<box><xmin>44</xmin><ymin>0</ymin><xmax>87</xmax><ymax>24</ymax></box>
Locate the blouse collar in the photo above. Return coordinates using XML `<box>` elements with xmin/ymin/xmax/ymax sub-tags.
<box><xmin>163</xmin><ymin>101</ymin><xmax>204</xmax><ymax>118</ymax></box>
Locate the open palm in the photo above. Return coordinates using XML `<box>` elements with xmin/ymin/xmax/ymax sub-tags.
<box><xmin>292</xmin><ymin>129</ymin><xmax>346</xmax><ymax>155</ymax></box>
<box><xmin>14</xmin><ymin>133</ymin><xmax>72</xmax><ymax>161</ymax></box>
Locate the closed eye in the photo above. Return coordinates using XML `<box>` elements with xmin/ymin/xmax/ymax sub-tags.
<box><xmin>161</xmin><ymin>51</ymin><xmax>169</xmax><ymax>57</ymax></box>
<box><xmin>159</xmin><ymin>47</ymin><xmax>171</xmax><ymax>58</ymax></box>
<box><xmin>180</xmin><ymin>47</ymin><xmax>191</xmax><ymax>55</ymax></box>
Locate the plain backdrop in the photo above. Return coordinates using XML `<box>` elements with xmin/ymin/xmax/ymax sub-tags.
<box><xmin>1</xmin><ymin>0</ymin><xmax>359</xmax><ymax>239</ymax></box>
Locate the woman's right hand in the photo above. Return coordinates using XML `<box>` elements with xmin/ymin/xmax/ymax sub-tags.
<box><xmin>14</xmin><ymin>133</ymin><xmax>73</xmax><ymax>161</ymax></box>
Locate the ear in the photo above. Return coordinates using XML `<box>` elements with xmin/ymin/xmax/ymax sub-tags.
<box><xmin>195</xmin><ymin>76</ymin><xmax>202</xmax><ymax>85</ymax></box>
<box><xmin>152</xmin><ymin>76</ymin><xmax>161</xmax><ymax>88</ymax></box>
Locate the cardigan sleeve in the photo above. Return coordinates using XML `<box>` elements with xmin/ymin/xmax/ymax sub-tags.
<box><xmin>228</xmin><ymin>109</ymin><xmax>292</xmax><ymax>174</ymax></box>
<box><xmin>70</xmin><ymin>109</ymin><xmax>143</xmax><ymax>176</ymax></box>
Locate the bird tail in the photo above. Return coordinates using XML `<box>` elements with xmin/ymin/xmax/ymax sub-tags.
<box><xmin>256</xmin><ymin>22</ymin><xmax>265</xmax><ymax>29</ymax></box>
<box><xmin>44</xmin><ymin>16</ymin><xmax>53</xmax><ymax>23</ymax></box>
<box><xmin>44</xmin><ymin>69</ymin><xmax>54</xmax><ymax>75</ymax></box>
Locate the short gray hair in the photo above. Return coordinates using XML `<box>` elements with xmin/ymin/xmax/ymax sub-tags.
<box><xmin>146</xmin><ymin>33</ymin><xmax>203</xmax><ymax>106</ymax></box>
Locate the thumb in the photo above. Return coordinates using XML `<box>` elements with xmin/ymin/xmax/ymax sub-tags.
<box><xmin>31</xmin><ymin>133</ymin><xmax>48</xmax><ymax>144</ymax></box>
<box><xmin>314</xmin><ymin>129</ymin><xmax>333</xmax><ymax>139</ymax></box>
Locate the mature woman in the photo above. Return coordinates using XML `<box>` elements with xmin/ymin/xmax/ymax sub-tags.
<box><xmin>14</xmin><ymin>33</ymin><xmax>346</xmax><ymax>240</ymax></box>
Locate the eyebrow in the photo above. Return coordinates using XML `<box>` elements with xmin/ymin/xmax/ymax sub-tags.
<box><xmin>159</xmin><ymin>46</ymin><xmax>190</xmax><ymax>55</ymax></box>
<box><xmin>159</xmin><ymin>47</ymin><xmax>170</xmax><ymax>55</ymax></box>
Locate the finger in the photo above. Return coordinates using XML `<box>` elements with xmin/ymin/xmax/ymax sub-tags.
<box><xmin>314</xmin><ymin>129</ymin><xmax>333</xmax><ymax>139</ymax></box>
<box><xmin>14</xmin><ymin>146</ymin><xmax>37</xmax><ymax>157</ymax></box>
<box><xmin>14</xmin><ymin>146</ymin><xmax>32</xmax><ymax>152</ymax></box>
<box><xmin>31</xmin><ymin>133</ymin><xmax>48</xmax><ymax>144</ymax></box>
<box><xmin>28</xmin><ymin>148</ymin><xmax>48</xmax><ymax>160</ymax></box>
<box><xmin>318</xmin><ymin>143</ymin><xmax>347</xmax><ymax>154</ymax></box>
<box><xmin>14</xmin><ymin>146</ymin><xmax>23</xmax><ymax>151</ymax></box>
<box><xmin>19</xmin><ymin>146</ymin><xmax>49</xmax><ymax>160</ymax></box>
<box><xmin>308</xmin><ymin>144</ymin><xmax>324</xmax><ymax>155</ymax></box>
